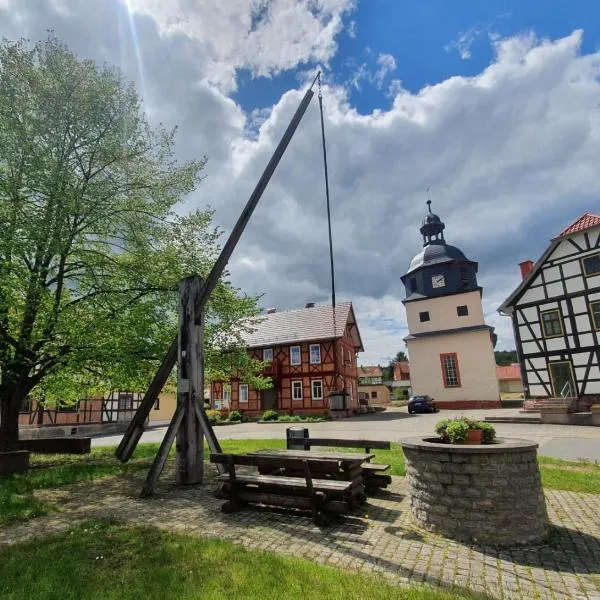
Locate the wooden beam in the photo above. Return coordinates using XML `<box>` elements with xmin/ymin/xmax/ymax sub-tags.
<box><xmin>176</xmin><ymin>275</ymin><xmax>204</xmax><ymax>486</ymax></box>
<box><xmin>116</xmin><ymin>86</ymin><xmax>315</xmax><ymax>463</ymax></box>
<box><xmin>139</xmin><ymin>402</ymin><xmax>184</xmax><ymax>498</ymax></box>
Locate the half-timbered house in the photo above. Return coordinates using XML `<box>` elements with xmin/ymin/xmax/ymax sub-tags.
<box><xmin>498</xmin><ymin>213</ymin><xmax>600</xmax><ymax>404</ymax></box>
<box><xmin>211</xmin><ymin>302</ymin><xmax>364</xmax><ymax>417</ymax></box>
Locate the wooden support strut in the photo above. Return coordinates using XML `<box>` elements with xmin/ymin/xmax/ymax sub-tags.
<box><xmin>116</xmin><ymin>83</ymin><xmax>317</xmax><ymax>464</ymax></box>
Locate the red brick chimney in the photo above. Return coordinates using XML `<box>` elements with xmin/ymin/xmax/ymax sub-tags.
<box><xmin>519</xmin><ymin>260</ymin><xmax>534</xmax><ymax>280</ymax></box>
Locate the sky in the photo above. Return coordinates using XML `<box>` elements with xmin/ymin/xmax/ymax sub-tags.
<box><xmin>1</xmin><ymin>0</ymin><xmax>599</xmax><ymax>366</ymax></box>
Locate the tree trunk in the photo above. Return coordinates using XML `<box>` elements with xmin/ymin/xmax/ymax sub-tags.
<box><xmin>0</xmin><ymin>394</ymin><xmax>20</xmax><ymax>452</ymax></box>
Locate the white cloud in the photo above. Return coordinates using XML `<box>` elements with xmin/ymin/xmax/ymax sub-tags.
<box><xmin>445</xmin><ymin>12</ymin><xmax>512</xmax><ymax>60</ymax></box>
<box><xmin>346</xmin><ymin>51</ymin><xmax>397</xmax><ymax>91</ymax></box>
<box><xmin>0</xmin><ymin>4</ymin><xmax>598</xmax><ymax>366</ymax></box>
<box><xmin>125</xmin><ymin>0</ymin><xmax>356</xmax><ymax>92</ymax></box>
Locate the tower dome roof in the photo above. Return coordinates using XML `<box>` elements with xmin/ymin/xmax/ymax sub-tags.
<box><xmin>407</xmin><ymin>242</ymin><xmax>469</xmax><ymax>274</ymax></box>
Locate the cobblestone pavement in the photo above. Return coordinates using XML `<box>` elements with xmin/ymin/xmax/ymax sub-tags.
<box><xmin>2</xmin><ymin>467</ymin><xmax>600</xmax><ymax>600</ymax></box>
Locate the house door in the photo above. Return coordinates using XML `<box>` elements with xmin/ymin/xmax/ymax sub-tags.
<box><xmin>261</xmin><ymin>388</ymin><xmax>277</xmax><ymax>410</ymax></box>
<box><xmin>548</xmin><ymin>361</ymin><xmax>576</xmax><ymax>397</ymax></box>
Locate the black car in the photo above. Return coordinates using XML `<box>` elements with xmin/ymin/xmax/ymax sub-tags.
<box><xmin>407</xmin><ymin>395</ymin><xmax>438</xmax><ymax>414</ymax></box>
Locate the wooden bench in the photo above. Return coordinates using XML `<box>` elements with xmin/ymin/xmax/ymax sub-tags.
<box><xmin>210</xmin><ymin>453</ymin><xmax>354</xmax><ymax>525</ymax></box>
<box><xmin>289</xmin><ymin>436</ymin><xmax>393</xmax><ymax>489</ymax></box>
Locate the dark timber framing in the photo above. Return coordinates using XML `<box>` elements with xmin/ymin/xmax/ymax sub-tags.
<box><xmin>498</xmin><ymin>220</ymin><xmax>600</xmax><ymax>400</ymax></box>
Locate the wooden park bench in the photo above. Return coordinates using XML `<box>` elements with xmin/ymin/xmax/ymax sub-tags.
<box><xmin>287</xmin><ymin>435</ymin><xmax>393</xmax><ymax>490</ymax></box>
<box><xmin>210</xmin><ymin>453</ymin><xmax>354</xmax><ymax>525</ymax></box>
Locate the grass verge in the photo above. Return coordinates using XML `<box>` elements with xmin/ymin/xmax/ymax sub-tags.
<box><xmin>0</xmin><ymin>520</ymin><xmax>487</xmax><ymax>600</ymax></box>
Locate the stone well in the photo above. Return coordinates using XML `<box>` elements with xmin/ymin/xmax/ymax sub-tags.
<box><xmin>400</xmin><ymin>437</ymin><xmax>549</xmax><ymax>546</ymax></box>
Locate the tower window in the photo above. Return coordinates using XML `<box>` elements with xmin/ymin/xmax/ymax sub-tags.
<box><xmin>419</xmin><ymin>311</ymin><xmax>430</xmax><ymax>322</ymax></box>
<box><xmin>541</xmin><ymin>309</ymin><xmax>563</xmax><ymax>338</ymax></box>
<box><xmin>457</xmin><ymin>305</ymin><xmax>469</xmax><ymax>317</ymax></box>
<box><xmin>440</xmin><ymin>353</ymin><xmax>461</xmax><ymax>387</ymax></box>
<box><xmin>410</xmin><ymin>278</ymin><xmax>417</xmax><ymax>292</ymax></box>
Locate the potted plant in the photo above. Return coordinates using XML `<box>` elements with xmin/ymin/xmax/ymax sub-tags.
<box><xmin>434</xmin><ymin>417</ymin><xmax>496</xmax><ymax>445</ymax></box>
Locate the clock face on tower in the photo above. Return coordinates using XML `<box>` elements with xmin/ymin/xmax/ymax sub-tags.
<box><xmin>431</xmin><ymin>274</ymin><xmax>446</xmax><ymax>289</ymax></box>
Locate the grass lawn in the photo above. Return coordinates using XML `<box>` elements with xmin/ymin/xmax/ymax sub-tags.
<box><xmin>2</xmin><ymin>439</ymin><xmax>599</xmax><ymax>528</ymax></box>
<box><xmin>0</xmin><ymin>520</ymin><xmax>487</xmax><ymax>600</ymax></box>
<box><xmin>0</xmin><ymin>444</ymin><xmax>160</xmax><ymax>527</ymax></box>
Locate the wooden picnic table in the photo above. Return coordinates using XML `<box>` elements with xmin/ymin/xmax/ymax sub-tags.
<box><xmin>248</xmin><ymin>448</ymin><xmax>374</xmax><ymax>504</ymax></box>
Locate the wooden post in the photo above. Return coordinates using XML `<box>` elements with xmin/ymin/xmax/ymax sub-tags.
<box><xmin>176</xmin><ymin>275</ymin><xmax>204</xmax><ymax>485</ymax></box>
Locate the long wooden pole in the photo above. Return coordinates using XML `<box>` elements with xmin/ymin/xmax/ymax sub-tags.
<box><xmin>116</xmin><ymin>84</ymin><xmax>316</xmax><ymax>463</ymax></box>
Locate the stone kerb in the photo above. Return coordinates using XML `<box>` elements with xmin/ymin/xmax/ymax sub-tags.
<box><xmin>400</xmin><ymin>437</ymin><xmax>549</xmax><ymax>546</ymax></box>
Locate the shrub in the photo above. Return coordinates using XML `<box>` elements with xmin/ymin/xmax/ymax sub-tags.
<box><xmin>262</xmin><ymin>409</ymin><xmax>279</xmax><ymax>421</ymax></box>
<box><xmin>228</xmin><ymin>410</ymin><xmax>245</xmax><ymax>422</ymax></box>
<box><xmin>205</xmin><ymin>409</ymin><xmax>222</xmax><ymax>424</ymax></box>
<box><xmin>478</xmin><ymin>422</ymin><xmax>497</xmax><ymax>444</ymax></box>
<box><xmin>444</xmin><ymin>419</ymin><xmax>469</xmax><ymax>443</ymax></box>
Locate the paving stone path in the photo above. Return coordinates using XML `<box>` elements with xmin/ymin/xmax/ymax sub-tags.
<box><xmin>2</xmin><ymin>466</ymin><xmax>600</xmax><ymax>600</ymax></box>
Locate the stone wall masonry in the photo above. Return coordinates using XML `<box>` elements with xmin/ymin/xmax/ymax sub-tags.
<box><xmin>400</xmin><ymin>437</ymin><xmax>549</xmax><ymax>546</ymax></box>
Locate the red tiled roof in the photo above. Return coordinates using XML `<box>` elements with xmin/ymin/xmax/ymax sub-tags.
<box><xmin>394</xmin><ymin>361</ymin><xmax>410</xmax><ymax>380</ymax></box>
<box><xmin>496</xmin><ymin>364</ymin><xmax>521</xmax><ymax>381</ymax></box>
<box><xmin>358</xmin><ymin>366</ymin><xmax>382</xmax><ymax>377</ymax></box>
<box><xmin>554</xmin><ymin>213</ymin><xmax>600</xmax><ymax>239</ymax></box>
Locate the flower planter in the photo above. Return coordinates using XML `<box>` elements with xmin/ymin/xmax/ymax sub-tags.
<box><xmin>463</xmin><ymin>429</ymin><xmax>483</xmax><ymax>445</ymax></box>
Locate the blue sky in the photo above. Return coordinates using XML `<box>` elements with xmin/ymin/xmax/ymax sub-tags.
<box><xmin>234</xmin><ymin>0</ymin><xmax>600</xmax><ymax>115</ymax></box>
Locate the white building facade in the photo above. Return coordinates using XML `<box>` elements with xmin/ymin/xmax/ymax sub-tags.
<box><xmin>498</xmin><ymin>213</ymin><xmax>600</xmax><ymax>403</ymax></box>
<box><xmin>401</xmin><ymin>202</ymin><xmax>500</xmax><ymax>409</ymax></box>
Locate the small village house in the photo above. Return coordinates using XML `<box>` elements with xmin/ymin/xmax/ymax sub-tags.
<box><xmin>392</xmin><ymin>361</ymin><xmax>412</xmax><ymax>399</ymax></box>
<box><xmin>211</xmin><ymin>302</ymin><xmax>364</xmax><ymax>417</ymax></box>
<box><xmin>498</xmin><ymin>213</ymin><xmax>600</xmax><ymax>405</ymax></box>
<box><xmin>358</xmin><ymin>366</ymin><xmax>391</xmax><ymax>405</ymax></box>
<box><xmin>496</xmin><ymin>364</ymin><xmax>524</xmax><ymax>395</ymax></box>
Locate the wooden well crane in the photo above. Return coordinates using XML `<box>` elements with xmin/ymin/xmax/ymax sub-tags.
<box><xmin>115</xmin><ymin>73</ymin><xmax>338</xmax><ymax>496</ymax></box>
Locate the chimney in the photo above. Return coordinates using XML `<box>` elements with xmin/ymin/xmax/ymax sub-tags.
<box><xmin>266</xmin><ymin>308</ymin><xmax>276</xmax><ymax>314</ymax></box>
<box><xmin>305</xmin><ymin>302</ymin><xmax>315</xmax><ymax>308</ymax></box>
<box><xmin>519</xmin><ymin>260</ymin><xmax>533</xmax><ymax>280</ymax></box>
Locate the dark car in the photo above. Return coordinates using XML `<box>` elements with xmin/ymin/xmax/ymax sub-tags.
<box><xmin>407</xmin><ymin>395</ymin><xmax>438</xmax><ymax>414</ymax></box>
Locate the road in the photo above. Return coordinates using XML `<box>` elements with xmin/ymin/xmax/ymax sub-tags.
<box><xmin>92</xmin><ymin>407</ymin><xmax>600</xmax><ymax>461</ymax></box>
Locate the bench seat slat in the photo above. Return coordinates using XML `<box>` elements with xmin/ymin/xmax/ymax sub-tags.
<box><xmin>217</xmin><ymin>473</ymin><xmax>352</xmax><ymax>492</ymax></box>
<box><xmin>361</xmin><ymin>463</ymin><xmax>390</xmax><ymax>472</ymax></box>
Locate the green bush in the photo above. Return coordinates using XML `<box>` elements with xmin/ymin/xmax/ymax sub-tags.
<box><xmin>478</xmin><ymin>422</ymin><xmax>497</xmax><ymax>444</ymax></box>
<box><xmin>205</xmin><ymin>409</ymin><xmax>222</xmax><ymax>424</ymax></box>
<box><xmin>228</xmin><ymin>410</ymin><xmax>245</xmax><ymax>423</ymax></box>
<box><xmin>262</xmin><ymin>409</ymin><xmax>279</xmax><ymax>421</ymax></box>
<box><xmin>434</xmin><ymin>417</ymin><xmax>496</xmax><ymax>444</ymax></box>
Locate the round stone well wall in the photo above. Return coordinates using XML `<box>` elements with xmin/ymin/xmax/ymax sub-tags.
<box><xmin>400</xmin><ymin>437</ymin><xmax>549</xmax><ymax>546</ymax></box>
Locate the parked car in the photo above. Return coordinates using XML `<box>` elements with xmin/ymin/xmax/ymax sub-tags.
<box><xmin>407</xmin><ymin>395</ymin><xmax>438</xmax><ymax>414</ymax></box>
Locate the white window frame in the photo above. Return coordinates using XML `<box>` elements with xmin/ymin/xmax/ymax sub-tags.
<box><xmin>223</xmin><ymin>385</ymin><xmax>231</xmax><ymax>402</ymax></box>
<box><xmin>290</xmin><ymin>345</ymin><xmax>301</xmax><ymax>366</ymax></box>
<box><xmin>309</xmin><ymin>344</ymin><xmax>321</xmax><ymax>364</ymax></box>
<box><xmin>239</xmin><ymin>384</ymin><xmax>249</xmax><ymax>403</ymax></box>
<box><xmin>292</xmin><ymin>380</ymin><xmax>303</xmax><ymax>400</ymax></box>
<box><xmin>311</xmin><ymin>379</ymin><xmax>323</xmax><ymax>401</ymax></box>
<box><xmin>262</xmin><ymin>348</ymin><xmax>273</xmax><ymax>363</ymax></box>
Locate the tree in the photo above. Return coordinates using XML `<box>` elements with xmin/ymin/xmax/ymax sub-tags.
<box><xmin>0</xmin><ymin>37</ymin><xmax>266</xmax><ymax>452</ymax></box>
<box><xmin>495</xmin><ymin>350</ymin><xmax>518</xmax><ymax>366</ymax></box>
<box><xmin>381</xmin><ymin>350</ymin><xmax>408</xmax><ymax>380</ymax></box>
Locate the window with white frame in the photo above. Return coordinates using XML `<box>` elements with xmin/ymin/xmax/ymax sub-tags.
<box><xmin>290</xmin><ymin>345</ymin><xmax>301</xmax><ymax>366</ymax></box>
<box><xmin>311</xmin><ymin>379</ymin><xmax>323</xmax><ymax>400</ymax></box>
<box><xmin>309</xmin><ymin>344</ymin><xmax>321</xmax><ymax>364</ymax></box>
<box><xmin>262</xmin><ymin>348</ymin><xmax>273</xmax><ymax>363</ymax></box>
<box><xmin>292</xmin><ymin>380</ymin><xmax>303</xmax><ymax>400</ymax></box>
<box><xmin>223</xmin><ymin>385</ymin><xmax>231</xmax><ymax>402</ymax></box>
<box><xmin>239</xmin><ymin>384</ymin><xmax>248</xmax><ymax>403</ymax></box>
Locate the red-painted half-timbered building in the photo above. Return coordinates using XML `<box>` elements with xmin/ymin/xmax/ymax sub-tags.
<box><xmin>211</xmin><ymin>302</ymin><xmax>364</xmax><ymax>417</ymax></box>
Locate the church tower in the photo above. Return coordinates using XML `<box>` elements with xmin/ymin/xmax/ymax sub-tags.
<box><xmin>401</xmin><ymin>201</ymin><xmax>500</xmax><ymax>408</ymax></box>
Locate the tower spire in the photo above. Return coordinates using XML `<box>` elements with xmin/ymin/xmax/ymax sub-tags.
<box><xmin>419</xmin><ymin>193</ymin><xmax>445</xmax><ymax>246</ymax></box>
